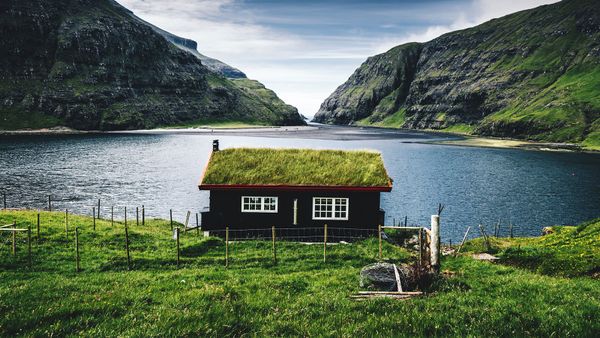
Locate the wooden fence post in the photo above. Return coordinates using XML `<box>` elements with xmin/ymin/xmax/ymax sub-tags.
<box><xmin>176</xmin><ymin>227</ymin><xmax>180</xmax><ymax>268</ymax></box>
<box><xmin>136</xmin><ymin>207</ymin><xmax>139</xmax><ymax>226</ymax></box>
<box><xmin>125</xmin><ymin>225</ymin><xmax>131</xmax><ymax>270</ymax></box>
<box><xmin>430</xmin><ymin>215</ymin><xmax>440</xmax><ymax>273</ymax></box>
<box><xmin>2</xmin><ymin>192</ymin><xmax>5</xmax><ymax>209</ymax></box>
<box><xmin>48</xmin><ymin>195</ymin><xmax>52</xmax><ymax>212</ymax></box>
<box><xmin>225</xmin><ymin>226</ymin><xmax>229</xmax><ymax>268</ymax></box>
<box><xmin>378</xmin><ymin>224</ymin><xmax>382</xmax><ymax>261</ymax></box>
<box><xmin>12</xmin><ymin>221</ymin><xmax>16</xmax><ymax>255</ymax></box>
<box><xmin>418</xmin><ymin>227</ymin><xmax>423</xmax><ymax>266</ymax></box>
<box><xmin>323</xmin><ymin>224</ymin><xmax>328</xmax><ymax>263</ymax></box>
<box><xmin>75</xmin><ymin>227</ymin><xmax>80</xmax><ymax>272</ymax></box>
<box><xmin>170</xmin><ymin>209</ymin><xmax>173</xmax><ymax>230</ymax></box>
<box><xmin>93</xmin><ymin>207</ymin><xmax>96</xmax><ymax>231</ymax></box>
<box><xmin>97</xmin><ymin>199</ymin><xmax>101</xmax><ymax>219</ymax></box>
<box><xmin>478</xmin><ymin>224</ymin><xmax>490</xmax><ymax>251</ymax></box>
<box><xmin>509</xmin><ymin>222</ymin><xmax>514</xmax><ymax>238</ymax></box>
<box><xmin>124</xmin><ymin>207</ymin><xmax>127</xmax><ymax>227</ymax></box>
<box><xmin>142</xmin><ymin>205</ymin><xmax>145</xmax><ymax>226</ymax></box>
<box><xmin>65</xmin><ymin>209</ymin><xmax>69</xmax><ymax>240</ymax></box>
<box><xmin>456</xmin><ymin>226</ymin><xmax>471</xmax><ymax>255</ymax></box>
<box><xmin>36</xmin><ymin>212</ymin><xmax>40</xmax><ymax>241</ymax></box>
<box><xmin>184</xmin><ymin>211</ymin><xmax>191</xmax><ymax>230</ymax></box>
<box><xmin>272</xmin><ymin>226</ymin><xmax>277</xmax><ymax>264</ymax></box>
<box><xmin>28</xmin><ymin>226</ymin><xmax>32</xmax><ymax>267</ymax></box>
<box><xmin>111</xmin><ymin>206</ymin><xmax>114</xmax><ymax>226</ymax></box>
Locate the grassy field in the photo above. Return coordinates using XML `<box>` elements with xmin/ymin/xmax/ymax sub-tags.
<box><xmin>0</xmin><ymin>210</ymin><xmax>598</xmax><ymax>336</ymax></box>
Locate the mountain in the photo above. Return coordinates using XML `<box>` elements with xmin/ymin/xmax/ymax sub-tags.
<box><xmin>0</xmin><ymin>0</ymin><xmax>305</xmax><ymax>130</ymax></box>
<box><xmin>314</xmin><ymin>0</ymin><xmax>600</xmax><ymax>149</ymax></box>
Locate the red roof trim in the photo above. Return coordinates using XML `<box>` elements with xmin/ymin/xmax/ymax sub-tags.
<box><xmin>198</xmin><ymin>184</ymin><xmax>392</xmax><ymax>192</ymax></box>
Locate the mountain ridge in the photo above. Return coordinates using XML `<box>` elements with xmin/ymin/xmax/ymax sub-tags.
<box><xmin>0</xmin><ymin>0</ymin><xmax>304</xmax><ymax>130</ymax></box>
<box><xmin>314</xmin><ymin>0</ymin><xmax>600</xmax><ymax>149</ymax></box>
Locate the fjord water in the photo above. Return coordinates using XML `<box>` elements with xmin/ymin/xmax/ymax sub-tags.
<box><xmin>0</xmin><ymin>128</ymin><xmax>598</xmax><ymax>243</ymax></box>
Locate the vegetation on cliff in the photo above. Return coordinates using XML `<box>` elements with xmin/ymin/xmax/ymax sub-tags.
<box><xmin>0</xmin><ymin>0</ymin><xmax>304</xmax><ymax>131</ymax></box>
<box><xmin>0</xmin><ymin>210</ymin><xmax>598</xmax><ymax>336</ymax></box>
<box><xmin>314</xmin><ymin>0</ymin><xmax>600</xmax><ymax>150</ymax></box>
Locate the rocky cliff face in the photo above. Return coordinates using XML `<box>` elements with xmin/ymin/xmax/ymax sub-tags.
<box><xmin>0</xmin><ymin>0</ymin><xmax>304</xmax><ymax>130</ymax></box>
<box><xmin>314</xmin><ymin>0</ymin><xmax>600</xmax><ymax>146</ymax></box>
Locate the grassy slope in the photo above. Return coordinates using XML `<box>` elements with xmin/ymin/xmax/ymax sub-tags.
<box><xmin>0</xmin><ymin>210</ymin><xmax>599</xmax><ymax>336</ymax></box>
<box><xmin>461</xmin><ymin>218</ymin><xmax>600</xmax><ymax>278</ymax></box>
<box><xmin>201</xmin><ymin>148</ymin><xmax>390</xmax><ymax>187</ymax></box>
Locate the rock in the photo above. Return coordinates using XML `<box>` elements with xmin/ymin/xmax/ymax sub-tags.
<box><xmin>542</xmin><ymin>227</ymin><xmax>555</xmax><ymax>235</ymax></box>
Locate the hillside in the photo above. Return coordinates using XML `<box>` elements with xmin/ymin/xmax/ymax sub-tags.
<box><xmin>0</xmin><ymin>0</ymin><xmax>305</xmax><ymax>130</ymax></box>
<box><xmin>0</xmin><ymin>209</ymin><xmax>598</xmax><ymax>336</ymax></box>
<box><xmin>314</xmin><ymin>0</ymin><xmax>600</xmax><ymax>149</ymax></box>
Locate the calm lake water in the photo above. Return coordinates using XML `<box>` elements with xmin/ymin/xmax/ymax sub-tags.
<box><xmin>1</xmin><ymin>126</ymin><xmax>598</xmax><ymax>243</ymax></box>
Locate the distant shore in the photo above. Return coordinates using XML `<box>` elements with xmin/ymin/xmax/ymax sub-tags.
<box><xmin>0</xmin><ymin>124</ymin><xmax>596</xmax><ymax>153</ymax></box>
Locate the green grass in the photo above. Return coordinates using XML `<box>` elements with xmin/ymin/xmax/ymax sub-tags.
<box><xmin>201</xmin><ymin>148</ymin><xmax>391</xmax><ymax>187</ymax></box>
<box><xmin>0</xmin><ymin>108</ymin><xmax>63</xmax><ymax>130</ymax></box>
<box><xmin>440</xmin><ymin>123</ymin><xmax>475</xmax><ymax>135</ymax></box>
<box><xmin>0</xmin><ymin>210</ymin><xmax>599</xmax><ymax>336</ymax></box>
<box><xmin>356</xmin><ymin>108</ymin><xmax>407</xmax><ymax>128</ymax></box>
<box><xmin>460</xmin><ymin>218</ymin><xmax>600</xmax><ymax>278</ymax></box>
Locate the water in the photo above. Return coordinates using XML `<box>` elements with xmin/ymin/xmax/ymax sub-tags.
<box><xmin>1</xmin><ymin>127</ymin><xmax>598</xmax><ymax>242</ymax></box>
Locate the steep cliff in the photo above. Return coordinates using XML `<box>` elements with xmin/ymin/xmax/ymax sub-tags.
<box><xmin>314</xmin><ymin>0</ymin><xmax>600</xmax><ymax>147</ymax></box>
<box><xmin>0</xmin><ymin>0</ymin><xmax>304</xmax><ymax>130</ymax></box>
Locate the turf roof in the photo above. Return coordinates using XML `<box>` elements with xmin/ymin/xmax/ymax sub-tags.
<box><xmin>200</xmin><ymin>148</ymin><xmax>391</xmax><ymax>188</ymax></box>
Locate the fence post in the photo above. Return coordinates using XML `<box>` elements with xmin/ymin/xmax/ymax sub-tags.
<box><xmin>11</xmin><ymin>221</ymin><xmax>16</xmax><ymax>255</ymax></box>
<box><xmin>75</xmin><ymin>227</ymin><xmax>80</xmax><ymax>272</ymax></box>
<box><xmin>136</xmin><ymin>207</ymin><xmax>139</xmax><ymax>226</ymax></box>
<box><xmin>378</xmin><ymin>224</ymin><xmax>382</xmax><ymax>261</ymax></box>
<box><xmin>196</xmin><ymin>213</ymin><xmax>199</xmax><ymax>236</ymax></box>
<box><xmin>2</xmin><ymin>192</ymin><xmax>5</xmax><ymax>209</ymax></box>
<box><xmin>272</xmin><ymin>226</ymin><xmax>277</xmax><ymax>264</ymax></box>
<box><xmin>142</xmin><ymin>205</ymin><xmax>145</xmax><ymax>225</ymax></box>
<box><xmin>323</xmin><ymin>224</ymin><xmax>328</xmax><ymax>263</ymax></box>
<box><xmin>456</xmin><ymin>226</ymin><xmax>471</xmax><ymax>255</ymax></box>
<box><xmin>48</xmin><ymin>195</ymin><xmax>52</xmax><ymax>212</ymax></box>
<box><xmin>431</xmin><ymin>215</ymin><xmax>440</xmax><ymax>273</ymax></box>
<box><xmin>418</xmin><ymin>227</ymin><xmax>423</xmax><ymax>267</ymax></box>
<box><xmin>176</xmin><ymin>227</ymin><xmax>180</xmax><ymax>268</ymax></box>
<box><xmin>170</xmin><ymin>209</ymin><xmax>173</xmax><ymax>230</ymax></box>
<box><xmin>28</xmin><ymin>226</ymin><xmax>32</xmax><ymax>267</ymax></box>
<box><xmin>184</xmin><ymin>211</ymin><xmax>191</xmax><ymax>230</ymax></box>
<box><xmin>225</xmin><ymin>226</ymin><xmax>229</xmax><ymax>268</ymax></box>
<box><xmin>125</xmin><ymin>225</ymin><xmax>131</xmax><ymax>270</ymax></box>
<box><xmin>509</xmin><ymin>222</ymin><xmax>513</xmax><ymax>238</ymax></box>
<box><xmin>37</xmin><ymin>212</ymin><xmax>40</xmax><ymax>241</ymax></box>
<box><xmin>124</xmin><ymin>207</ymin><xmax>127</xmax><ymax>227</ymax></box>
<box><xmin>93</xmin><ymin>207</ymin><xmax>96</xmax><ymax>231</ymax></box>
<box><xmin>65</xmin><ymin>209</ymin><xmax>69</xmax><ymax>240</ymax></box>
<box><xmin>97</xmin><ymin>199</ymin><xmax>101</xmax><ymax>219</ymax></box>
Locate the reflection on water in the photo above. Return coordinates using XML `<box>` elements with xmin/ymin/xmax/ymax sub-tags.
<box><xmin>0</xmin><ymin>129</ymin><xmax>598</xmax><ymax>242</ymax></box>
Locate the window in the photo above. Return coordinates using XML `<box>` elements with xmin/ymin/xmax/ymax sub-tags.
<box><xmin>312</xmin><ymin>197</ymin><xmax>348</xmax><ymax>220</ymax></box>
<box><xmin>241</xmin><ymin>196</ymin><xmax>278</xmax><ymax>213</ymax></box>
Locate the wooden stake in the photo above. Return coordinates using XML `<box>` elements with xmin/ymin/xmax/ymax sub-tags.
<box><xmin>125</xmin><ymin>225</ymin><xmax>131</xmax><ymax>270</ymax></box>
<box><xmin>404</xmin><ymin>216</ymin><xmax>408</xmax><ymax>227</ymax></box>
<box><xmin>36</xmin><ymin>212</ymin><xmax>40</xmax><ymax>241</ymax></box>
<box><xmin>2</xmin><ymin>192</ymin><xmax>5</xmax><ymax>209</ymax></box>
<box><xmin>418</xmin><ymin>227</ymin><xmax>423</xmax><ymax>266</ymax></box>
<box><xmin>65</xmin><ymin>209</ymin><xmax>69</xmax><ymax>240</ymax></box>
<box><xmin>170</xmin><ymin>209</ymin><xmax>173</xmax><ymax>230</ymax></box>
<box><xmin>75</xmin><ymin>227</ymin><xmax>80</xmax><ymax>272</ymax></box>
<box><xmin>456</xmin><ymin>226</ymin><xmax>471</xmax><ymax>255</ymax></box>
<box><xmin>12</xmin><ymin>221</ymin><xmax>16</xmax><ymax>255</ymax></box>
<box><xmin>176</xmin><ymin>227</ymin><xmax>180</xmax><ymax>268</ymax></box>
<box><xmin>48</xmin><ymin>195</ymin><xmax>51</xmax><ymax>212</ymax></box>
<box><xmin>184</xmin><ymin>211</ymin><xmax>191</xmax><ymax>229</ymax></box>
<box><xmin>93</xmin><ymin>207</ymin><xmax>96</xmax><ymax>231</ymax></box>
<box><xmin>225</xmin><ymin>226</ymin><xmax>229</xmax><ymax>268</ymax></box>
<box><xmin>97</xmin><ymin>199</ymin><xmax>101</xmax><ymax>219</ymax></box>
<box><xmin>142</xmin><ymin>205</ymin><xmax>145</xmax><ymax>225</ymax></box>
<box><xmin>124</xmin><ymin>207</ymin><xmax>127</xmax><ymax>227</ymax></box>
<box><xmin>111</xmin><ymin>206</ymin><xmax>114</xmax><ymax>226</ymax></box>
<box><xmin>478</xmin><ymin>224</ymin><xmax>490</xmax><ymax>251</ymax></box>
<box><xmin>323</xmin><ymin>224</ymin><xmax>328</xmax><ymax>262</ymax></box>
<box><xmin>378</xmin><ymin>224</ymin><xmax>382</xmax><ymax>261</ymax></box>
<box><xmin>28</xmin><ymin>226</ymin><xmax>32</xmax><ymax>267</ymax></box>
<box><xmin>136</xmin><ymin>207</ymin><xmax>139</xmax><ymax>226</ymax></box>
<box><xmin>196</xmin><ymin>213</ymin><xmax>199</xmax><ymax>236</ymax></box>
<box><xmin>430</xmin><ymin>215</ymin><xmax>440</xmax><ymax>273</ymax></box>
<box><xmin>509</xmin><ymin>222</ymin><xmax>514</xmax><ymax>238</ymax></box>
<box><xmin>272</xmin><ymin>226</ymin><xmax>277</xmax><ymax>264</ymax></box>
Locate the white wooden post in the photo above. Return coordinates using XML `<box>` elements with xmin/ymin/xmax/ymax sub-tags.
<box><xmin>430</xmin><ymin>215</ymin><xmax>440</xmax><ymax>273</ymax></box>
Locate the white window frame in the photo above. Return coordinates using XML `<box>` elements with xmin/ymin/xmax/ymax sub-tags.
<box><xmin>241</xmin><ymin>196</ymin><xmax>278</xmax><ymax>213</ymax></box>
<box><xmin>312</xmin><ymin>197</ymin><xmax>349</xmax><ymax>220</ymax></box>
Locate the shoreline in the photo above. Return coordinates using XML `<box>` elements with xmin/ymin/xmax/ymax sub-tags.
<box><xmin>0</xmin><ymin>124</ymin><xmax>596</xmax><ymax>153</ymax></box>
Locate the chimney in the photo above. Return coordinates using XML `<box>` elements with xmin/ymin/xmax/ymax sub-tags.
<box><xmin>213</xmin><ymin>139</ymin><xmax>219</xmax><ymax>152</ymax></box>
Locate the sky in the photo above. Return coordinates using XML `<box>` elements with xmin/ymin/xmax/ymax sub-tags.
<box><xmin>117</xmin><ymin>0</ymin><xmax>559</xmax><ymax>117</ymax></box>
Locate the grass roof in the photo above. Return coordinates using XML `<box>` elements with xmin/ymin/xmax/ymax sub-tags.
<box><xmin>200</xmin><ymin>148</ymin><xmax>391</xmax><ymax>187</ymax></box>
